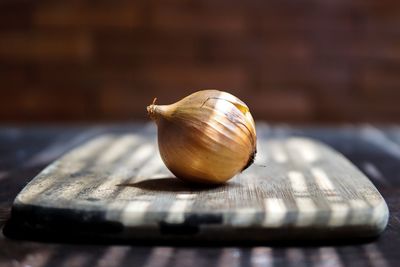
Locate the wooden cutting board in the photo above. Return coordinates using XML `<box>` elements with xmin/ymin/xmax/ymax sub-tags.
<box><xmin>9</xmin><ymin>125</ymin><xmax>389</xmax><ymax>242</ymax></box>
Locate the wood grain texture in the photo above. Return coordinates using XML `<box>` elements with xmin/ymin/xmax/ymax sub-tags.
<box><xmin>2</xmin><ymin>124</ymin><xmax>400</xmax><ymax>267</ymax></box>
<box><xmin>9</xmin><ymin>124</ymin><xmax>389</xmax><ymax>241</ymax></box>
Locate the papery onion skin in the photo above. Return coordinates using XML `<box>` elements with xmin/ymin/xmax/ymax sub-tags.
<box><xmin>147</xmin><ymin>89</ymin><xmax>257</xmax><ymax>184</ymax></box>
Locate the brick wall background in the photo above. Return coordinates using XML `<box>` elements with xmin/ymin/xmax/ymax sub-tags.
<box><xmin>1</xmin><ymin>0</ymin><xmax>400</xmax><ymax>123</ymax></box>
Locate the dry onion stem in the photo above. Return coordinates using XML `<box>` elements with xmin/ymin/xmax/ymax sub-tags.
<box><xmin>147</xmin><ymin>89</ymin><xmax>257</xmax><ymax>184</ymax></box>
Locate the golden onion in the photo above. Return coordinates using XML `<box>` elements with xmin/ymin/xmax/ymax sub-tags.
<box><xmin>147</xmin><ymin>89</ymin><xmax>256</xmax><ymax>184</ymax></box>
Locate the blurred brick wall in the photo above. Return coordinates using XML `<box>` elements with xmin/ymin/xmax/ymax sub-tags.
<box><xmin>1</xmin><ymin>0</ymin><xmax>400</xmax><ymax>123</ymax></box>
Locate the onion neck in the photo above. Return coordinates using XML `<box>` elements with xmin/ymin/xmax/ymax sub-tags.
<box><xmin>147</xmin><ymin>103</ymin><xmax>171</xmax><ymax>123</ymax></box>
<box><xmin>147</xmin><ymin>104</ymin><xmax>158</xmax><ymax>121</ymax></box>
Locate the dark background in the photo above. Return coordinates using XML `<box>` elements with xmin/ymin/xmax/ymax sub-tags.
<box><xmin>1</xmin><ymin>0</ymin><xmax>400</xmax><ymax>123</ymax></box>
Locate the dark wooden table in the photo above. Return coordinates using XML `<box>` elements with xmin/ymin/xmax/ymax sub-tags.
<box><xmin>1</xmin><ymin>124</ymin><xmax>399</xmax><ymax>267</ymax></box>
